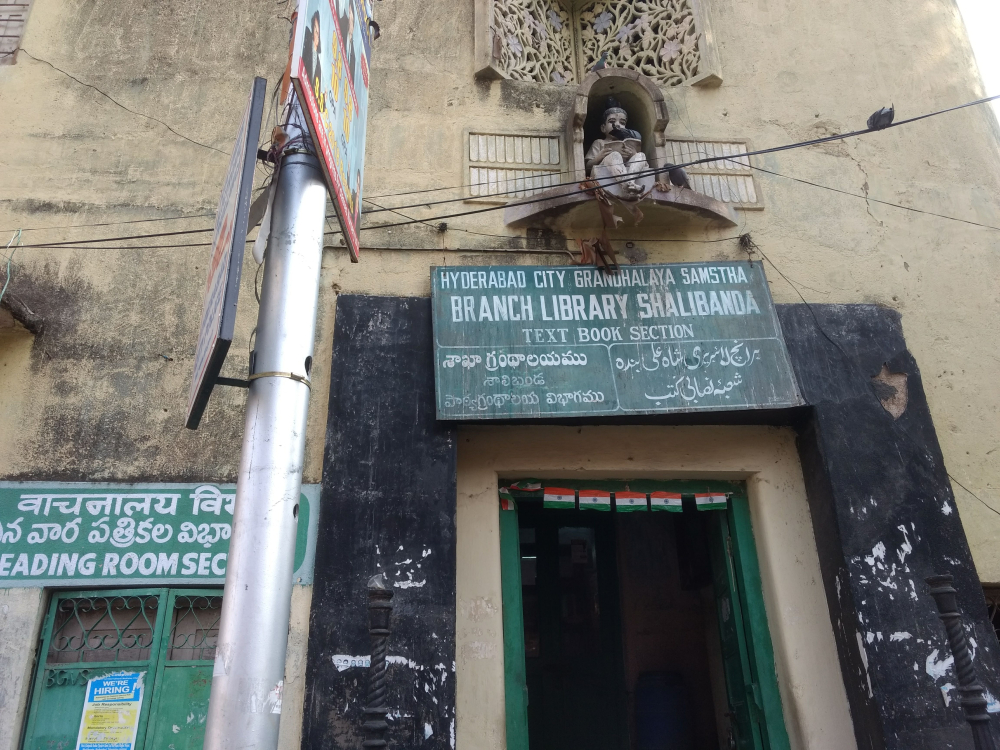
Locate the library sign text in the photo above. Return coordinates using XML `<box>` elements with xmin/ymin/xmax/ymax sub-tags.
<box><xmin>431</xmin><ymin>263</ymin><xmax>801</xmax><ymax>419</ymax></box>
<box><xmin>0</xmin><ymin>482</ymin><xmax>319</xmax><ymax>587</ymax></box>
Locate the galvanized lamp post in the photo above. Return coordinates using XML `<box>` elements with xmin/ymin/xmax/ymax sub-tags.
<box><xmin>363</xmin><ymin>573</ymin><xmax>394</xmax><ymax>749</ymax></box>
<box><xmin>926</xmin><ymin>574</ymin><xmax>998</xmax><ymax>750</ymax></box>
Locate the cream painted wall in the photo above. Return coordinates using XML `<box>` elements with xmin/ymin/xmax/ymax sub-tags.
<box><xmin>456</xmin><ymin>425</ymin><xmax>858</xmax><ymax>750</ymax></box>
<box><xmin>0</xmin><ymin>588</ymin><xmax>45</xmax><ymax>750</ymax></box>
<box><xmin>0</xmin><ymin>0</ymin><xmax>996</xmax><ymax>566</ymax></box>
<box><xmin>0</xmin><ymin>0</ymin><xmax>998</xmax><ymax>743</ymax></box>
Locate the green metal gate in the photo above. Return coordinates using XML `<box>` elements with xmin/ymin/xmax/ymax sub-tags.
<box><xmin>21</xmin><ymin>587</ymin><xmax>222</xmax><ymax>750</ymax></box>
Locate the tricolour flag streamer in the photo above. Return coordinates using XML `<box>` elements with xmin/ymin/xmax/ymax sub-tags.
<box><xmin>579</xmin><ymin>489</ymin><xmax>612</xmax><ymax>511</ymax></box>
<box><xmin>695</xmin><ymin>492</ymin><xmax>728</xmax><ymax>511</ymax></box>
<box><xmin>499</xmin><ymin>488</ymin><xmax>516</xmax><ymax>511</ymax></box>
<box><xmin>509</xmin><ymin>480</ymin><xmax>542</xmax><ymax>492</ymax></box>
<box><xmin>615</xmin><ymin>491</ymin><xmax>648</xmax><ymax>512</ymax></box>
<box><xmin>543</xmin><ymin>487</ymin><xmax>576</xmax><ymax>509</ymax></box>
<box><xmin>650</xmin><ymin>491</ymin><xmax>683</xmax><ymax>512</ymax></box>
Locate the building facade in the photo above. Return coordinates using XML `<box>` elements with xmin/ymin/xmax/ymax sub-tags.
<box><xmin>1</xmin><ymin>0</ymin><xmax>1000</xmax><ymax>749</ymax></box>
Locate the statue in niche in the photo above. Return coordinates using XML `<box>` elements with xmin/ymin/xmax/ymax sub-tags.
<box><xmin>585</xmin><ymin>97</ymin><xmax>652</xmax><ymax>199</ymax></box>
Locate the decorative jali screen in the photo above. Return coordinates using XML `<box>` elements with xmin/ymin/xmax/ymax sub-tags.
<box><xmin>431</xmin><ymin>262</ymin><xmax>802</xmax><ymax>419</ymax></box>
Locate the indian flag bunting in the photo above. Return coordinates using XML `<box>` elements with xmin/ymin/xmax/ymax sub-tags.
<box><xmin>650</xmin><ymin>492</ymin><xmax>683</xmax><ymax>512</ymax></box>
<box><xmin>579</xmin><ymin>489</ymin><xmax>611</xmax><ymax>511</ymax></box>
<box><xmin>499</xmin><ymin>487</ymin><xmax>516</xmax><ymax>511</ymax></box>
<box><xmin>615</xmin><ymin>491</ymin><xmax>648</xmax><ymax>512</ymax></box>
<box><xmin>695</xmin><ymin>493</ymin><xmax>728</xmax><ymax>511</ymax></box>
<box><xmin>543</xmin><ymin>487</ymin><xmax>576</xmax><ymax>510</ymax></box>
<box><xmin>509</xmin><ymin>480</ymin><xmax>542</xmax><ymax>492</ymax></box>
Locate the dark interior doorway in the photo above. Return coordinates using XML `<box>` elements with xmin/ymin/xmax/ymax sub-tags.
<box><xmin>501</xmin><ymin>481</ymin><xmax>791</xmax><ymax>750</ymax></box>
<box><xmin>516</xmin><ymin>502</ymin><xmax>725</xmax><ymax>750</ymax></box>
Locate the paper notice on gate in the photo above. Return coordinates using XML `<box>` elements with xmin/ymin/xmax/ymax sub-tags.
<box><xmin>76</xmin><ymin>671</ymin><xmax>144</xmax><ymax>750</ymax></box>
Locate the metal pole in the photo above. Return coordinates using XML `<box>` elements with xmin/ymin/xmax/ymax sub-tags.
<box><xmin>203</xmin><ymin>143</ymin><xmax>327</xmax><ymax>750</ymax></box>
<box><xmin>926</xmin><ymin>574</ymin><xmax>998</xmax><ymax>750</ymax></box>
<box><xmin>363</xmin><ymin>574</ymin><xmax>394</xmax><ymax>749</ymax></box>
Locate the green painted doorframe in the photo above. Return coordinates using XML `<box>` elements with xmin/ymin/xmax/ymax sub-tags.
<box><xmin>497</xmin><ymin>482</ymin><xmax>790</xmax><ymax>750</ymax></box>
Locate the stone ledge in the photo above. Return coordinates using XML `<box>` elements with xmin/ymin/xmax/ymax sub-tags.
<box><xmin>502</xmin><ymin>182</ymin><xmax>739</xmax><ymax>231</ymax></box>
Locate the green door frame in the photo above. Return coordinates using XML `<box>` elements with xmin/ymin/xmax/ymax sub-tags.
<box><xmin>21</xmin><ymin>586</ymin><xmax>221</xmax><ymax>750</ymax></box>
<box><xmin>498</xmin><ymin>481</ymin><xmax>790</xmax><ymax>750</ymax></box>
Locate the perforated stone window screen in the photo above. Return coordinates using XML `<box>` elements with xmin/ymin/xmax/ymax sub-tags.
<box><xmin>664</xmin><ymin>138</ymin><xmax>762</xmax><ymax>209</ymax></box>
<box><xmin>475</xmin><ymin>0</ymin><xmax>721</xmax><ymax>86</ymax></box>
<box><xmin>0</xmin><ymin>1</ymin><xmax>31</xmax><ymax>65</ymax></box>
<box><xmin>466</xmin><ymin>131</ymin><xmax>565</xmax><ymax>202</ymax></box>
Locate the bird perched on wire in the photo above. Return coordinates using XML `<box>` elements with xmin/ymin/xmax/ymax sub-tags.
<box><xmin>665</xmin><ymin>163</ymin><xmax>691</xmax><ymax>190</ymax></box>
<box><xmin>867</xmin><ymin>105</ymin><xmax>894</xmax><ymax>131</ymax></box>
<box><xmin>592</xmin><ymin>51</ymin><xmax>608</xmax><ymax>71</ymax></box>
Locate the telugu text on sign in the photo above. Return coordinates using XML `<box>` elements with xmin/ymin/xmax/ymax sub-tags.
<box><xmin>431</xmin><ymin>263</ymin><xmax>802</xmax><ymax>419</ymax></box>
<box><xmin>0</xmin><ymin>482</ymin><xmax>319</xmax><ymax>587</ymax></box>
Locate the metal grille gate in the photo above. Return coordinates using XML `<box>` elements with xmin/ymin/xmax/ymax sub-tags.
<box><xmin>21</xmin><ymin>587</ymin><xmax>222</xmax><ymax>750</ymax></box>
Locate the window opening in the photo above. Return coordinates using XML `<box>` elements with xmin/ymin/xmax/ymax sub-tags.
<box><xmin>47</xmin><ymin>594</ymin><xmax>159</xmax><ymax>665</ymax></box>
<box><xmin>0</xmin><ymin>2</ymin><xmax>31</xmax><ymax>65</ymax></box>
<box><xmin>166</xmin><ymin>593</ymin><xmax>222</xmax><ymax>661</ymax></box>
<box><xmin>478</xmin><ymin>0</ymin><xmax>721</xmax><ymax>86</ymax></box>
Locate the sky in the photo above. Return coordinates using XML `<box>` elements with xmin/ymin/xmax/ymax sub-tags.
<box><xmin>955</xmin><ymin>0</ymin><xmax>1000</xmax><ymax>120</ymax></box>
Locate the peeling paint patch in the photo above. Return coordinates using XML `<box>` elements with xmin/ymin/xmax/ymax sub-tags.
<box><xmin>942</xmin><ymin>501</ymin><xmax>953</xmax><ymax>516</ymax></box>
<box><xmin>941</xmin><ymin>683</ymin><xmax>955</xmax><ymax>707</ymax></box>
<box><xmin>986</xmin><ymin>690</ymin><xmax>1000</xmax><ymax>713</ymax></box>
<box><xmin>394</xmin><ymin>578</ymin><xmax>427</xmax><ymax>589</ymax></box>
<box><xmin>925</xmin><ymin>649</ymin><xmax>954</xmax><ymax>680</ymax></box>
<box><xmin>424</xmin><ymin>722</ymin><xmax>433</xmax><ymax>739</ymax></box>
<box><xmin>386</xmin><ymin>655</ymin><xmax>425</xmax><ymax>670</ymax></box>
<box><xmin>889</xmin><ymin>632</ymin><xmax>912</xmax><ymax>642</ymax></box>
<box><xmin>856</xmin><ymin>631</ymin><xmax>874</xmax><ymax>697</ymax></box>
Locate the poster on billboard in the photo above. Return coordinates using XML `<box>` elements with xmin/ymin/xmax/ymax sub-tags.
<box><xmin>185</xmin><ymin>77</ymin><xmax>267</xmax><ymax>430</ymax></box>
<box><xmin>290</xmin><ymin>0</ymin><xmax>374</xmax><ymax>262</ymax></box>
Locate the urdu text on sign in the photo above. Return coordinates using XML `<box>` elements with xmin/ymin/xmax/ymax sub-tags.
<box><xmin>431</xmin><ymin>262</ymin><xmax>802</xmax><ymax>419</ymax></box>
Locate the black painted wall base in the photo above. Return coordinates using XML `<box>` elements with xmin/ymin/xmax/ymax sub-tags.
<box><xmin>778</xmin><ymin>304</ymin><xmax>999</xmax><ymax>750</ymax></box>
<box><xmin>301</xmin><ymin>296</ymin><xmax>457</xmax><ymax>750</ymax></box>
<box><xmin>302</xmin><ymin>296</ymin><xmax>999</xmax><ymax>750</ymax></box>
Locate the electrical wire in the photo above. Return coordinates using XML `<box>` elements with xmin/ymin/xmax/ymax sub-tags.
<box><xmin>8</xmin><ymin>93</ymin><xmax>1000</xmax><ymax>248</ymax></box>
<box><xmin>0</xmin><ymin>231</ymin><xmax>22</xmax><ymax>307</ymax></box>
<box><xmin>359</xmin><ymin>95</ymin><xmax>1000</xmax><ymax>231</ymax></box>
<box><xmin>359</xmin><ymin>93</ymin><xmax>1000</xmax><ymax>215</ymax></box>
<box><xmin>16</xmin><ymin>49</ymin><xmax>230</xmax><ymax>156</ymax></box>
<box><xmin>755</xmin><ymin>242</ymin><xmax>1000</xmax><ymax>520</ymax></box>
<box><xmin>0</xmin><ymin>213</ymin><xmax>218</xmax><ymax>235</ymax></box>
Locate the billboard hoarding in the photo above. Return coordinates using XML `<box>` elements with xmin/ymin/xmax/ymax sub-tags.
<box><xmin>290</xmin><ymin>0</ymin><xmax>374</xmax><ymax>262</ymax></box>
<box><xmin>185</xmin><ymin>77</ymin><xmax>267</xmax><ymax>429</ymax></box>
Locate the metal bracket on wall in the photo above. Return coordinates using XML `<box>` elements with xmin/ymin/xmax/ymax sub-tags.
<box><xmin>215</xmin><ymin>376</ymin><xmax>251</xmax><ymax>389</ymax></box>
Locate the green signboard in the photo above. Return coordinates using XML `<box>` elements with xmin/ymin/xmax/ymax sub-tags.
<box><xmin>0</xmin><ymin>482</ymin><xmax>319</xmax><ymax>587</ymax></box>
<box><xmin>431</xmin><ymin>262</ymin><xmax>802</xmax><ymax>419</ymax></box>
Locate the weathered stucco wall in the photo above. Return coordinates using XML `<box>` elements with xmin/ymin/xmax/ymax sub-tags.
<box><xmin>0</xmin><ymin>0</ymin><xmax>997</xmax><ymax>559</ymax></box>
<box><xmin>456</xmin><ymin>425</ymin><xmax>857</xmax><ymax>750</ymax></box>
<box><xmin>0</xmin><ymin>587</ymin><xmax>45</xmax><ymax>750</ymax></box>
<box><xmin>0</xmin><ymin>0</ymin><xmax>999</xmax><ymax>744</ymax></box>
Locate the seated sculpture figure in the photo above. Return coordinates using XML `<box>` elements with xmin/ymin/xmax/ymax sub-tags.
<box><xmin>585</xmin><ymin>97</ymin><xmax>650</xmax><ymax>198</ymax></box>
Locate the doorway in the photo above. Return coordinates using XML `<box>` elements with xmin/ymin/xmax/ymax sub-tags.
<box><xmin>21</xmin><ymin>587</ymin><xmax>222</xmax><ymax>750</ymax></box>
<box><xmin>499</xmin><ymin>481</ymin><xmax>790</xmax><ymax>750</ymax></box>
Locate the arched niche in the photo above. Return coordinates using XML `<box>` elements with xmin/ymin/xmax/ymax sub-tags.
<box><xmin>565</xmin><ymin>67</ymin><xmax>670</xmax><ymax>182</ymax></box>
<box><xmin>503</xmin><ymin>65</ymin><xmax>736</xmax><ymax>230</ymax></box>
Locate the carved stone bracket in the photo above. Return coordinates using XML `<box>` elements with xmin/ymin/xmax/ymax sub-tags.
<box><xmin>503</xmin><ymin>180</ymin><xmax>738</xmax><ymax>230</ymax></box>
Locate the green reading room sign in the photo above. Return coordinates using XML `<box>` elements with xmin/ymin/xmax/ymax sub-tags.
<box><xmin>431</xmin><ymin>262</ymin><xmax>802</xmax><ymax>419</ymax></box>
<box><xmin>0</xmin><ymin>482</ymin><xmax>319</xmax><ymax>587</ymax></box>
